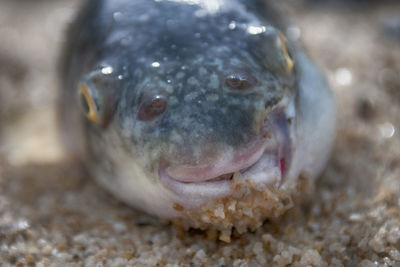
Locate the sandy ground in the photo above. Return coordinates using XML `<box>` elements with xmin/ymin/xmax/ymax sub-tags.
<box><xmin>0</xmin><ymin>0</ymin><xmax>399</xmax><ymax>266</ymax></box>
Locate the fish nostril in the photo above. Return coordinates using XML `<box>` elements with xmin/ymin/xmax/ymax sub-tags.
<box><xmin>225</xmin><ymin>71</ymin><xmax>257</xmax><ymax>91</ymax></box>
<box><xmin>138</xmin><ymin>95</ymin><xmax>168</xmax><ymax>121</ymax></box>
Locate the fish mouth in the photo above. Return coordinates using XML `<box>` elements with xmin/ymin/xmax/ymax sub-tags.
<box><xmin>158</xmin><ymin>110</ymin><xmax>292</xmax><ymax>203</ymax></box>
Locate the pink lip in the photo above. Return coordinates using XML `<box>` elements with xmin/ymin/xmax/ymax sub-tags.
<box><xmin>158</xmin><ymin>139</ymin><xmax>283</xmax><ymax>198</ymax></box>
<box><xmin>165</xmin><ymin>139</ymin><xmax>269</xmax><ymax>183</ymax></box>
<box><xmin>158</xmin><ymin>139</ymin><xmax>283</xmax><ymax>199</ymax></box>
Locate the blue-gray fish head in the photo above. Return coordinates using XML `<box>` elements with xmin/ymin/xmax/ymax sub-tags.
<box><xmin>74</xmin><ymin>0</ymin><xmax>298</xmax><ymax>215</ymax></box>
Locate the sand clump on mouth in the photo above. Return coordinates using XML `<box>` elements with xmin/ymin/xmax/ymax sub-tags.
<box><xmin>172</xmin><ymin>172</ymin><xmax>314</xmax><ymax>242</ymax></box>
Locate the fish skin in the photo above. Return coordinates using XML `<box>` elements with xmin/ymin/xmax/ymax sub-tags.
<box><xmin>59</xmin><ymin>0</ymin><xmax>336</xmax><ymax>219</ymax></box>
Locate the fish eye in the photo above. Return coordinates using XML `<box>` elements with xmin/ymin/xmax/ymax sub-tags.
<box><xmin>138</xmin><ymin>95</ymin><xmax>168</xmax><ymax>121</ymax></box>
<box><xmin>79</xmin><ymin>84</ymin><xmax>101</xmax><ymax>125</ymax></box>
<box><xmin>277</xmin><ymin>33</ymin><xmax>294</xmax><ymax>73</ymax></box>
<box><xmin>225</xmin><ymin>71</ymin><xmax>257</xmax><ymax>91</ymax></box>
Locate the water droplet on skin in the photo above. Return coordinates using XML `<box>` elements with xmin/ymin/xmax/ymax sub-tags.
<box><xmin>118</xmin><ymin>75</ymin><xmax>124</xmax><ymax>80</ymax></box>
<box><xmin>379</xmin><ymin>122</ymin><xmax>395</xmax><ymax>139</ymax></box>
<box><xmin>228</xmin><ymin>21</ymin><xmax>236</xmax><ymax>30</ymax></box>
<box><xmin>335</xmin><ymin>68</ymin><xmax>353</xmax><ymax>86</ymax></box>
<box><xmin>247</xmin><ymin>25</ymin><xmax>266</xmax><ymax>35</ymax></box>
<box><xmin>101</xmin><ymin>66</ymin><xmax>113</xmax><ymax>75</ymax></box>
<box><xmin>151</xmin><ymin>62</ymin><xmax>160</xmax><ymax>68</ymax></box>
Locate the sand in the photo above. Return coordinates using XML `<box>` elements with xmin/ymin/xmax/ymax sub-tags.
<box><xmin>0</xmin><ymin>0</ymin><xmax>399</xmax><ymax>266</ymax></box>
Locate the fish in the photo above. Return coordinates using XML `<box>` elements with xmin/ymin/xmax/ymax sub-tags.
<box><xmin>59</xmin><ymin>0</ymin><xmax>336</xmax><ymax>236</ymax></box>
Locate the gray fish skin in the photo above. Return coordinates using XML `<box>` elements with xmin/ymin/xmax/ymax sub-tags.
<box><xmin>60</xmin><ymin>0</ymin><xmax>336</xmax><ymax>218</ymax></box>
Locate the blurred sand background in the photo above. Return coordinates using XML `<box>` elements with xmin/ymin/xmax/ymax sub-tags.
<box><xmin>0</xmin><ymin>0</ymin><xmax>399</xmax><ymax>266</ymax></box>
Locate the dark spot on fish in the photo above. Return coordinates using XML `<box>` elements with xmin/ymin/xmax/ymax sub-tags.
<box><xmin>225</xmin><ymin>71</ymin><xmax>257</xmax><ymax>91</ymax></box>
<box><xmin>138</xmin><ymin>95</ymin><xmax>168</xmax><ymax>121</ymax></box>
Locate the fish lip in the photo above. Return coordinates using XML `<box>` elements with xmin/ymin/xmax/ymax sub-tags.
<box><xmin>159</xmin><ymin>167</ymin><xmax>234</xmax><ymax>200</ymax></box>
<box><xmin>165</xmin><ymin>139</ymin><xmax>270</xmax><ymax>183</ymax></box>
<box><xmin>158</xmin><ymin>142</ymin><xmax>282</xmax><ymax>199</ymax></box>
<box><xmin>158</xmin><ymin>109</ymin><xmax>292</xmax><ymax>199</ymax></box>
<box><xmin>158</xmin><ymin>139</ymin><xmax>272</xmax><ymax>199</ymax></box>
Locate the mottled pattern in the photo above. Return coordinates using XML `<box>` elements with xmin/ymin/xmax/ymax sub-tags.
<box><xmin>61</xmin><ymin>0</ymin><xmax>296</xmax><ymax>174</ymax></box>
